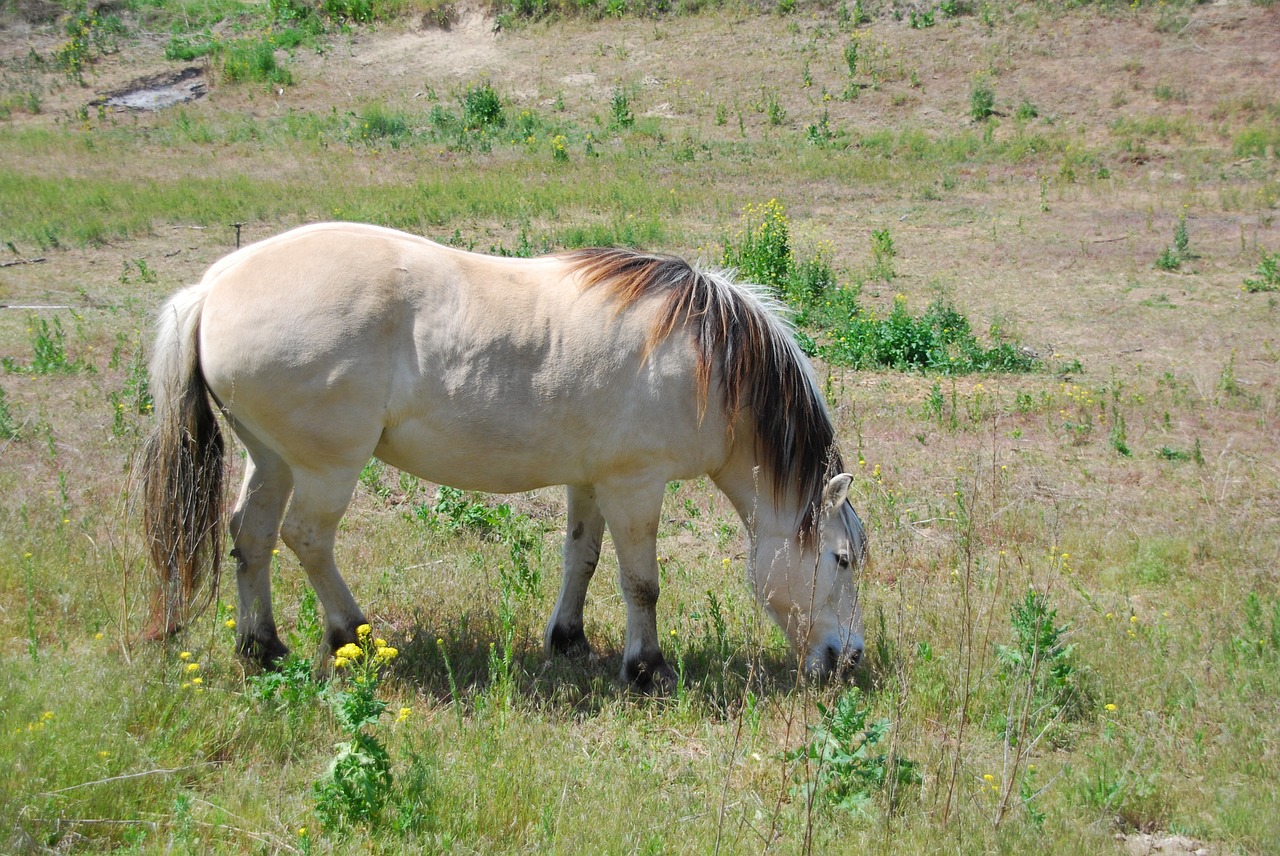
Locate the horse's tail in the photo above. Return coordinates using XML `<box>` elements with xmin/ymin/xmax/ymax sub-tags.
<box><xmin>138</xmin><ymin>282</ymin><xmax>225</xmax><ymax>640</ymax></box>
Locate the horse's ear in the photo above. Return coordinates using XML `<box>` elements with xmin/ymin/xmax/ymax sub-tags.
<box><xmin>822</xmin><ymin>473</ymin><xmax>853</xmax><ymax>514</ymax></box>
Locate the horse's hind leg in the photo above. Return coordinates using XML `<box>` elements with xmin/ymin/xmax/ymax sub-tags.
<box><xmin>279</xmin><ymin>466</ymin><xmax>368</xmax><ymax>662</ymax></box>
<box><xmin>230</xmin><ymin>436</ymin><xmax>293</xmax><ymax>666</ymax></box>
<box><xmin>545</xmin><ymin>484</ymin><xmax>605</xmax><ymax>657</ymax></box>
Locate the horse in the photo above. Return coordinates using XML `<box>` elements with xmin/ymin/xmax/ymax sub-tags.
<box><xmin>140</xmin><ymin>222</ymin><xmax>868</xmax><ymax>691</ymax></box>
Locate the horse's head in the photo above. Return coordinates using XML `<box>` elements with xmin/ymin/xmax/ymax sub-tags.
<box><xmin>753</xmin><ymin>474</ymin><xmax>868</xmax><ymax>678</ymax></box>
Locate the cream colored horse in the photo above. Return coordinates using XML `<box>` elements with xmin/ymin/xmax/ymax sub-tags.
<box><xmin>142</xmin><ymin>222</ymin><xmax>867</xmax><ymax>690</ymax></box>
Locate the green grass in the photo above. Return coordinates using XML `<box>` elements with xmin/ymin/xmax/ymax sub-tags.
<box><xmin>1</xmin><ymin>1</ymin><xmax>1278</xmax><ymax>853</ymax></box>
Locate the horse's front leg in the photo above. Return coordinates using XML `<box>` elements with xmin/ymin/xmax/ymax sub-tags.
<box><xmin>597</xmin><ymin>482</ymin><xmax>676</xmax><ymax>694</ymax></box>
<box><xmin>545</xmin><ymin>484</ymin><xmax>605</xmax><ymax>657</ymax></box>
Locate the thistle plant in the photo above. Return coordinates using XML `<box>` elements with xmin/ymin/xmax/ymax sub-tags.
<box><xmin>315</xmin><ymin>624</ymin><xmax>400</xmax><ymax>831</ymax></box>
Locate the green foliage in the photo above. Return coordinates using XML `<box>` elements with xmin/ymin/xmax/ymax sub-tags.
<box><xmin>996</xmin><ymin>589</ymin><xmax>1085</xmax><ymax>728</ymax></box>
<box><xmin>908</xmin><ymin>7</ymin><xmax>935</xmax><ymax>27</ymax></box>
<box><xmin>816</xmin><ymin>294</ymin><xmax>1038</xmax><ymax>373</ymax></box>
<box><xmin>323</xmin><ymin>0</ymin><xmax>377</xmax><ymax>23</ymax></box>
<box><xmin>52</xmin><ymin>3</ymin><xmax>124</xmax><ymax>83</ymax></box>
<box><xmin>723</xmin><ymin>199</ymin><xmax>792</xmax><ymax>294</ymax></box>
<box><xmin>352</xmin><ymin>103</ymin><xmax>412</xmax><ymax>147</ymax></box>
<box><xmin>1155</xmin><ymin>211</ymin><xmax>1194</xmax><ymax>271</ymax></box>
<box><xmin>247</xmin><ymin>653</ymin><xmax>323</xmax><ymax>715</ymax></box>
<box><xmin>3</xmin><ymin>317</ymin><xmax>93</xmax><ymax>375</ymax></box>
<box><xmin>0</xmin><ymin>385</ymin><xmax>18</xmax><ymax>440</ymax></box>
<box><xmin>787</xmin><ymin>687</ymin><xmax>919</xmax><ymax>816</ymax></box>
<box><xmin>219</xmin><ymin>38</ymin><xmax>293</xmax><ymax>86</ymax></box>
<box><xmin>970</xmin><ymin>78</ymin><xmax>996</xmax><ymax>122</ymax></box>
<box><xmin>315</xmin><ymin>628</ymin><xmax>400</xmax><ymax>831</ymax></box>
<box><xmin>870</xmin><ymin>227</ymin><xmax>895</xmax><ymax>281</ymax></box>
<box><xmin>610</xmin><ymin>87</ymin><xmax>635</xmax><ymax>128</ymax></box>
<box><xmin>1243</xmin><ymin>252</ymin><xmax>1280</xmax><ymax>292</ymax></box>
<box><xmin>462</xmin><ymin>81</ymin><xmax>505</xmax><ymax>130</ymax></box>
<box><xmin>722</xmin><ymin>202</ymin><xmax>1036</xmax><ymax>374</ymax></box>
<box><xmin>106</xmin><ymin>338</ymin><xmax>153</xmax><ymax>438</ymax></box>
<box><xmin>421</xmin><ymin>485</ymin><xmax>511</xmax><ymax>534</ymax></box>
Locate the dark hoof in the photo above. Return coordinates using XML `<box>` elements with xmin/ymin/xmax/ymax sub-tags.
<box><xmin>623</xmin><ymin>653</ymin><xmax>678</xmax><ymax>696</ymax></box>
<box><xmin>236</xmin><ymin>632</ymin><xmax>290</xmax><ymax>668</ymax></box>
<box><xmin>547</xmin><ymin>624</ymin><xmax>592</xmax><ymax>658</ymax></box>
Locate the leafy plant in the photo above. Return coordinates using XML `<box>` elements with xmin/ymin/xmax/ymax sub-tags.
<box><xmin>463</xmin><ymin>81</ymin><xmax>505</xmax><ymax>130</ymax></box>
<box><xmin>3</xmin><ymin>317</ymin><xmax>93</xmax><ymax>375</ymax></box>
<box><xmin>1243</xmin><ymin>251</ymin><xmax>1279</xmax><ymax>292</ymax></box>
<box><xmin>870</xmin><ymin>227</ymin><xmax>895</xmax><ymax>281</ymax></box>
<box><xmin>722</xmin><ymin>199</ymin><xmax>793</xmax><ymax>296</ymax></box>
<box><xmin>996</xmin><ymin>589</ymin><xmax>1083</xmax><ymax>727</ymax></box>
<box><xmin>247</xmin><ymin>653</ymin><xmax>323</xmax><ymax>716</ymax></box>
<box><xmin>314</xmin><ymin>625</ymin><xmax>400</xmax><ymax>831</ymax></box>
<box><xmin>788</xmin><ymin>687</ymin><xmax>919</xmax><ymax>815</ymax></box>
<box><xmin>219</xmin><ymin>38</ymin><xmax>293</xmax><ymax>86</ymax></box>
<box><xmin>1156</xmin><ymin>210</ymin><xmax>1194</xmax><ymax>271</ymax></box>
<box><xmin>608</xmin><ymin>87</ymin><xmax>634</xmax><ymax>128</ymax></box>
<box><xmin>0</xmin><ymin>385</ymin><xmax>19</xmax><ymax>440</ymax></box>
<box><xmin>970</xmin><ymin>78</ymin><xmax>995</xmax><ymax>122</ymax></box>
<box><xmin>353</xmin><ymin>104</ymin><xmax>412</xmax><ymax>147</ymax></box>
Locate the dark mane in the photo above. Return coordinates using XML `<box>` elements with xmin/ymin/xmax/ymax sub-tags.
<box><xmin>563</xmin><ymin>247</ymin><xmax>843</xmax><ymax>531</ymax></box>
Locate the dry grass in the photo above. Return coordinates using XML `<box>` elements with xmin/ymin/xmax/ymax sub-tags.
<box><xmin>1</xmin><ymin>0</ymin><xmax>1278</xmax><ymax>853</ymax></box>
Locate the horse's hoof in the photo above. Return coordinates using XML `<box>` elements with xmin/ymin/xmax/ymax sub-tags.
<box><xmin>623</xmin><ymin>654</ymin><xmax>678</xmax><ymax>696</ymax></box>
<box><xmin>547</xmin><ymin>623</ymin><xmax>593</xmax><ymax>658</ymax></box>
<box><xmin>236</xmin><ymin>632</ymin><xmax>290</xmax><ymax>669</ymax></box>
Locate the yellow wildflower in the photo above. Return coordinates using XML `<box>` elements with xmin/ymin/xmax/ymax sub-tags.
<box><xmin>334</xmin><ymin>656</ymin><xmax>349</xmax><ymax>669</ymax></box>
<box><xmin>357</xmin><ymin>624</ymin><xmax>372</xmax><ymax>640</ymax></box>
<box><xmin>190</xmin><ymin>677</ymin><xmax>203</xmax><ymax>686</ymax></box>
<box><xmin>179</xmin><ymin>651</ymin><xmax>192</xmax><ymax>661</ymax></box>
<box><xmin>1105</xmin><ymin>703</ymin><xmax>1117</xmax><ymax>711</ymax></box>
<box><xmin>396</xmin><ymin>707</ymin><xmax>411</xmax><ymax>723</ymax></box>
<box><xmin>335</xmin><ymin>642</ymin><xmax>362</xmax><ymax>660</ymax></box>
<box><xmin>185</xmin><ymin>663</ymin><xmax>200</xmax><ymax>673</ymax></box>
<box><xmin>375</xmin><ymin>638</ymin><xmax>387</xmax><ymax>648</ymax></box>
<box><xmin>376</xmin><ymin>646</ymin><xmax>398</xmax><ymax>661</ymax></box>
<box><xmin>224</xmin><ymin>618</ymin><xmax>236</xmax><ymax>630</ymax></box>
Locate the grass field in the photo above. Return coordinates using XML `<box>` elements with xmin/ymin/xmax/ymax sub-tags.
<box><xmin>1</xmin><ymin>0</ymin><xmax>1278</xmax><ymax>852</ymax></box>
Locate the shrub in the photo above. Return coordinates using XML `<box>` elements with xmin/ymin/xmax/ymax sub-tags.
<box><xmin>1243</xmin><ymin>252</ymin><xmax>1280</xmax><ymax>292</ymax></box>
<box><xmin>970</xmin><ymin>78</ymin><xmax>995</xmax><ymax>122</ymax></box>
<box><xmin>219</xmin><ymin>38</ymin><xmax>292</xmax><ymax>86</ymax></box>
<box><xmin>462</xmin><ymin>81</ymin><xmax>504</xmax><ymax>130</ymax></box>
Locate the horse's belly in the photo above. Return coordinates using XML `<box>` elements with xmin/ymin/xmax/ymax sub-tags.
<box><xmin>373</xmin><ymin>412</ymin><xmax>721</xmax><ymax>495</ymax></box>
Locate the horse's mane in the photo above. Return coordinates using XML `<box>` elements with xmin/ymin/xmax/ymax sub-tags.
<box><xmin>563</xmin><ymin>247</ymin><xmax>843</xmax><ymax>531</ymax></box>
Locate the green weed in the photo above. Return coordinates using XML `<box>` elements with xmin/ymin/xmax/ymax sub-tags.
<box><xmin>1243</xmin><ymin>251</ymin><xmax>1280</xmax><ymax>292</ymax></box>
<box><xmin>1155</xmin><ymin>210</ymin><xmax>1194</xmax><ymax>271</ymax></box>
<box><xmin>870</xmin><ymin>227</ymin><xmax>896</xmax><ymax>281</ymax></box>
<box><xmin>0</xmin><ymin>386</ymin><xmax>17</xmax><ymax>439</ymax></box>
<box><xmin>787</xmin><ymin>686</ymin><xmax>919</xmax><ymax>816</ymax></box>
<box><xmin>3</xmin><ymin>317</ymin><xmax>93</xmax><ymax>375</ymax></box>
<box><xmin>352</xmin><ymin>103</ymin><xmax>413</xmax><ymax>147</ymax></box>
<box><xmin>463</xmin><ymin>81</ymin><xmax>505</xmax><ymax>130</ymax></box>
<box><xmin>970</xmin><ymin>78</ymin><xmax>996</xmax><ymax>122</ymax></box>
<box><xmin>314</xmin><ymin>626</ymin><xmax>400</xmax><ymax>832</ymax></box>
<box><xmin>610</xmin><ymin>87</ymin><xmax>634</xmax><ymax>128</ymax></box>
<box><xmin>219</xmin><ymin>37</ymin><xmax>293</xmax><ymax>86</ymax></box>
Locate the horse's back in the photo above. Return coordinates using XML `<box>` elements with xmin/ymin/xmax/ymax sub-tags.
<box><xmin>196</xmin><ymin>224</ymin><xmax>727</xmax><ymax>490</ymax></box>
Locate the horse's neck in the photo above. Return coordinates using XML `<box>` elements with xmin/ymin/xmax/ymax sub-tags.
<box><xmin>711</xmin><ymin>446</ymin><xmax>803</xmax><ymax>546</ymax></box>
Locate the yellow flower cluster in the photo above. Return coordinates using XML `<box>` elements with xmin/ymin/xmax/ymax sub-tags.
<box><xmin>333</xmin><ymin>624</ymin><xmax>398</xmax><ymax>668</ymax></box>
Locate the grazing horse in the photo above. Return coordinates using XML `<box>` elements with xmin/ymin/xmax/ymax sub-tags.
<box><xmin>141</xmin><ymin>222</ymin><xmax>867</xmax><ymax>690</ymax></box>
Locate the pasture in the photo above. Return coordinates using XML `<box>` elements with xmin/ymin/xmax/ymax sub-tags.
<box><xmin>1</xmin><ymin>0</ymin><xmax>1278</xmax><ymax>852</ymax></box>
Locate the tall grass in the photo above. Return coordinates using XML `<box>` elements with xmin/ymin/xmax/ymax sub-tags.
<box><xmin>1</xmin><ymin>2</ymin><xmax>1278</xmax><ymax>853</ymax></box>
